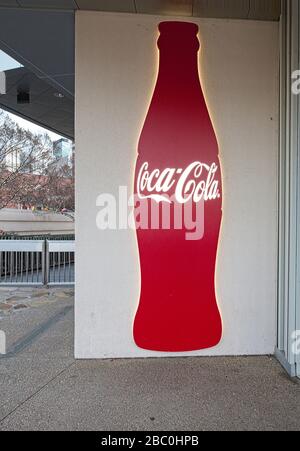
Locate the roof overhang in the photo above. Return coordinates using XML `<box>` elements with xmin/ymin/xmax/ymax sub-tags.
<box><xmin>0</xmin><ymin>1</ymin><xmax>281</xmax><ymax>140</ymax></box>
<box><xmin>0</xmin><ymin>1</ymin><xmax>281</xmax><ymax>21</ymax></box>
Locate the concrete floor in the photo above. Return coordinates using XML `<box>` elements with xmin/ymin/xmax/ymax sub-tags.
<box><xmin>0</xmin><ymin>287</ymin><xmax>299</xmax><ymax>431</ymax></box>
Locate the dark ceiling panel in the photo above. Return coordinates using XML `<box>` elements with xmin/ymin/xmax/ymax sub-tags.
<box><xmin>193</xmin><ymin>0</ymin><xmax>281</xmax><ymax>20</ymax></box>
<box><xmin>0</xmin><ymin>1</ymin><xmax>19</xmax><ymax>6</ymax></box>
<box><xmin>0</xmin><ymin>0</ymin><xmax>282</xmax><ymax>20</ymax></box>
<box><xmin>0</xmin><ymin>9</ymin><xmax>74</xmax><ymax>98</ymax></box>
<box><xmin>193</xmin><ymin>0</ymin><xmax>250</xmax><ymax>19</ymax></box>
<box><xmin>75</xmin><ymin>0</ymin><xmax>135</xmax><ymax>13</ymax></box>
<box><xmin>248</xmin><ymin>0</ymin><xmax>281</xmax><ymax>21</ymax></box>
<box><xmin>18</xmin><ymin>0</ymin><xmax>77</xmax><ymax>8</ymax></box>
<box><xmin>0</xmin><ymin>67</ymin><xmax>74</xmax><ymax>139</ymax></box>
<box><xmin>135</xmin><ymin>0</ymin><xmax>192</xmax><ymax>16</ymax></box>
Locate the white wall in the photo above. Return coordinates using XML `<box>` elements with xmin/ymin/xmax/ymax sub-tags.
<box><xmin>75</xmin><ymin>11</ymin><xmax>279</xmax><ymax>358</ymax></box>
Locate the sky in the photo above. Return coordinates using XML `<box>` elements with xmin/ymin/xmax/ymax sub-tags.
<box><xmin>0</xmin><ymin>50</ymin><xmax>21</xmax><ymax>72</ymax></box>
<box><xmin>0</xmin><ymin>50</ymin><xmax>64</xmax><ymax>142</ymax></box>
<box><xmin>6</xmin><ymin>113</ymin><xmax>63</xmax><ymax>142</ymax></box>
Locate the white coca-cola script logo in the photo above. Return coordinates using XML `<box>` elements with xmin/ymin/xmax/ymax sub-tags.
<box><xmin>137</xmin><ymin>161</ymin><xmax>220</xmax><ymax>204</ymax></box>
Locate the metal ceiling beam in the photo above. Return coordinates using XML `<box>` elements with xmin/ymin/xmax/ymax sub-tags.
<box><xmin>0</xmin><ymin>71</ymin><xmax>5</xmax><ymax>94</ymax></box>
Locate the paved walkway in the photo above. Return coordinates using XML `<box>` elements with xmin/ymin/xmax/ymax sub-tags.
<box><xmin>0</xmin><ymin>287</ymin><xmax>299</xmax><ymax>431</ymax></box>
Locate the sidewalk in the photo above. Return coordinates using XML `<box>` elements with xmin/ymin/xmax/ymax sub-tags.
<box><xmin>0</xmin><ymin>287</ymin><xmax>299</xmax><ymax>431</ymax></box>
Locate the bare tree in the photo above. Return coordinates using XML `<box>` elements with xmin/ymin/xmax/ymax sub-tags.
<box><xmin>0</xmin><ymin>110</ymin><xmax>74</xmax><ymax>211</ymax></box>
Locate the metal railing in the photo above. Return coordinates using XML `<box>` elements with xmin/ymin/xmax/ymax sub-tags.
<box><xmin>0</xmin><ymin>240</ymin><xmax>75</xmax><ymax>286</ymax></box>
<box><xmin>47</xmin><ymin>241</ymin><xmax>75</xmax><ymax>286</ymax></box>
<box><xmin>0</xmin><ymin>234</ymin><xmax>75</xmax><ymax>241</ymax></box>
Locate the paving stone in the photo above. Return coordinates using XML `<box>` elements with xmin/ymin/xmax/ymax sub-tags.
<box><xmin>7</xmin><ymin>296</ymin><xmax>29</xmax><ymax>303</ymax></box>
<box><xmin>15</xmin><ymin>286</ymin><xmax>39</xmax><ymax>293</ymax></box>
<box><xmin>30</xmin><ymin>297</ymin><xmax>55</xmax><ymax>307</ymax></box>
<box><xmin>30</xmin><ymin>291</ymin><xmax>50</xmax><ymax>298</ymax></box>
<box><xmin>55</xmin><ymin>291</ymin><xmax>70</xmax><ymax>299</ymax></box>
<box><xmin>13</xmin><ymin>304</ymin><xmax>28</xmax><ymax>311</ymax></box>
<box><xmin>0</xmin><ymin>288</ymin><xmax>74</xmax><ymax>318</ymax></box>
<box><xmin>15</xmin><ymin>291</ymin><xmax>35</xmax><ymax>297</ymax></box>
<box><xmin>0</xmin><ymin>303</ymin><xmax>12</xmax><ymax>311</ymax></box>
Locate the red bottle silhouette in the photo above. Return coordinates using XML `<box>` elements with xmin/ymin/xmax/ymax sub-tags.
<box><xmin>133</xmin><ymin>22</ymin><xmax>222</xmax><ymax>352</ymax></box>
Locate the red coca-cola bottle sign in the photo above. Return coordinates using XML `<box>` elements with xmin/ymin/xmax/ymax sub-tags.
<box><xmin>133</xmin><ymin>22</ymin><xmax>223</xmax><ymax>352</ymax></box>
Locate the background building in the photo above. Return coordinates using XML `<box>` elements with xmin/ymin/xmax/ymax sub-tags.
<box><xmin>3</xmin><ymin>148</ymin><xmax>21</xmax><ymax>172</ymax></box>
<box><xmin>52</xmin><ymin>138</ymin><xmax>74</xmax><ymax>176</ymax></box>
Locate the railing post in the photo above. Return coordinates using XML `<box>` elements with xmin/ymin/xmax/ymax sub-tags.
<box><xmin>43</xmin><ymin>239</ymin><xmax>49</xmax><ymax>286</ymax></box>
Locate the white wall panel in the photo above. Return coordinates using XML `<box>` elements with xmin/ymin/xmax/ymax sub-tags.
<box><xmin>75</xmin><ymin>12</ymin><xmax>279</xmax><ymax>358</ymax></box>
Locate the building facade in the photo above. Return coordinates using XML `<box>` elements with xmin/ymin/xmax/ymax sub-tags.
<box><xmin>0</xmin><ymin>1</ymin><xmax>299</xmax><ymax>377</ymax></box>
